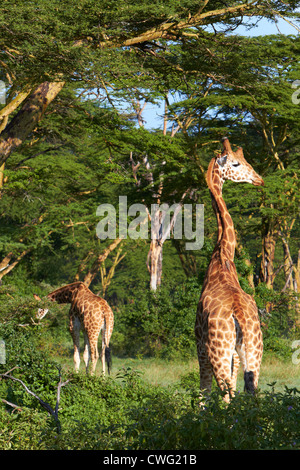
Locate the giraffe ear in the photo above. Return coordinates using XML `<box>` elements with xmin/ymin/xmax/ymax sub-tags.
<box><xmin>235</xmin><ymin>147</ymin><xmax>244</xmax><ymax>157</ymax></box>
<box><xmin>216</xmin><ymin>155</ymin><xmax>227</xmax><ymax>167</ymax></box>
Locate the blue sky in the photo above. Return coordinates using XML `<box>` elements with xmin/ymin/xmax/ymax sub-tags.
<box><xmin>142</xmin><ymin>16</ymin><xmax>299</xmax><ymax>129</ymax></box>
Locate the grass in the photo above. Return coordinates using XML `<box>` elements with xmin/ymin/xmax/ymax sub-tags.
<box><xmin>52</xmin><ymin>340</ymin><xmax>300</xmax><ymax>393</ymax></box>
<box><xmin>111</xmin><ymin>355</ymin><xmax>300</xmax><ymax>392</ymax></box>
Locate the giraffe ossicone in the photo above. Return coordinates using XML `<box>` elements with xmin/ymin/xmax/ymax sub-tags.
<box><xmin>36</xmin><ymin>282</ymin><xmax>114</xmax><ymax>376</ymax></box>
<box><xmin>195</xmin><ymin>137</ymin><xmax>264</xmax><ymax>403</ymax></box>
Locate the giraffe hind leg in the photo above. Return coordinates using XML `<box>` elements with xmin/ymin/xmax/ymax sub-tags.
<box><xmin>208</xmin><ymin>346</ymin><xmax>236</xmax><ymax>403</ymax></box>
<box><xmin>88</xmin><ymin>339</ymin><xmax>99</xmax><ymax>376</ymax></box>
<box><xmin>231</xmin><ymin>350</ymin><xmax>240</xmax><ymax>394</ymax></box>
<box><xmin>83</xmin><ymin>331</ymin><xmax>91</xmax><ymax>374</ymax></box>
<box><xmin>196</xmin><ymin>343</ymin><xmax>213</xmax><ymax>405</ymax></box>
<box><xmin>70</xmin><ymin>317</ymin><xmax>81</xmax><ymax>373</ymax></box>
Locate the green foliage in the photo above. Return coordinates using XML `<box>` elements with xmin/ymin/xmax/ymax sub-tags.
<box><xmin>1</xmin><ymin>366</ymin><xmax>299</xmax><ymax>450</ymax></box>
<box><xmin>113</xmin><ymin>277</ymin><xmax>201</xmax><ymax>358</ymax></box>
<box><xmin>0</xmin><ymin>280</ymin><xmax>299</xmax><ymax>451</ymax></box>
<box><xmin>1</xmin><ymin>1</ymin><xmax>300</xmax><ymax>452</ymax></box>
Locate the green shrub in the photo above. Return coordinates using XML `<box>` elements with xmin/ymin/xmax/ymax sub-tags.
<box><xmin>1</xmin><ymin>363</ymin><xmax>299</xmax><ymax>450</ymax></box>
<box><xmin>112</xmin><ymin>278</ymin><xmax>201</xmax><ymax>358</ymax></box>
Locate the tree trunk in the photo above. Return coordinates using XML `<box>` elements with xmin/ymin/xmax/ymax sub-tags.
<box><xmin>294</xmin><ymin>249</ymin><xmax>300</xmax><ymax>327</ymax></box>
<box><xmin>100</xmin><ymin>245</ymin><xmax>126</xmax><ymax>297</ymax></box>
<box><xmin>259</xmin><ymin>218</ymin><xmax>277</xmax><ymax>289</ymax></box>
<box><xmin>0</xmin><ymin>81</ymin><xmax>65</xmax><ymax>166</ymax></box>
<box><xmin>0</xmin><ymin>249</ymin><xmax>31</xmax><ymax>281</ymax></box>
<box><xmin>147</xmin><ymin>240</ymin><xmax>163</xmax><ymax>291</ymax></box>
<box><xmin>281</xmin><ymin>235</ymin><xmax>295</xmax><ymax>293</ymax></box>
<box><xmin>82</xmin><ymin>238</ymin><xmax>123</xmax><ymax>288</ymax></box>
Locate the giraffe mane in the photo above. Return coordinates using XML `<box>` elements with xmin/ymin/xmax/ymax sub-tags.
<box><xmin>205</xmin><ymin>156</ymin><xmax>218</xmax><ymax>190</ymax></box>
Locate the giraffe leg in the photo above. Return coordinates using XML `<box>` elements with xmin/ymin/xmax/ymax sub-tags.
<box><xmin>101</xmin><ymin>336</ymin><xmax>106</xmax><ymax>376</ymax></box>
<box><xmin>70</xmin><ymin>317</ymin><xmax>81</xmax><ymax>373</ymax></box>
<box><xmin>199</xmin><ymin>357</ymin><xmax>213</xmax><ymax>403</ymax></box>
<box><xmin>212</xmin><ymin>359</ymin><xmax>234</xmax><ymax>403</ymax></box>
<box><xmin>231</xmin><ymin>351</ymin><xmax>240</xmax><ymax>394</ymax></box>
<box><xmin>207</xmin><ymin>316</ymin><xmax>237</xmax><ymax>403</ymax></box>
<box><xmin>236</xmin><ymin>341</ymin><xmax>262</xmax><ymax>393</ymax></box>
<box><xmin>101</xmin><ymin>317</ymin><xmax>113</xmax><ymax>376</ymax></box>
<box><xmin>83</xmin><ymin>331</ymin><xmax>90</xmax><ymax>374</ymax></box>
<box><xmin>89</xmin><ymin>338</ymin><xmax>99</xmax><ymax>375</ymax></box>
<box><xmin>196</xmin><ymin>341</ymin><xmax>213</xmax><ymax>405</ymax></box>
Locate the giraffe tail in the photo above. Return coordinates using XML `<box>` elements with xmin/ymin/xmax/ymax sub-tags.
<box><xmin>244</xmin><ymin>371</ymin><xmax>255</xmax><ymax>395</ymax></box>
<box><xmin>105</xmin><ymin>346</ymin><xmax>112</xmax><ymax>375</ymax></box>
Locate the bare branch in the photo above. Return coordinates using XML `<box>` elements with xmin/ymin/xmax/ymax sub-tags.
<box><xmin>0</xmin><ymin>366</ymin><xmax>70</xmax><ymax>433</ymax></box>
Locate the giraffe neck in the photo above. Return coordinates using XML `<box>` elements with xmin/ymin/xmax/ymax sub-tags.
<box><xmin>207</xmin><ymin>160</ymin><xmax>236</xmax><ymax>263</ymax></box>
<box><xmin>48</xmin><ymin>282</ymin><xmax>86</xmax><ymax>303</ymax></box>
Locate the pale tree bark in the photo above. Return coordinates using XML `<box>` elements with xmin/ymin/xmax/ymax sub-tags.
<box><xmin>103</xmin><ymin>1</ymin><xmax>262</xmax><ymax>48</ymax></box>
<box><xmin>280</xmin><ymin>232</ymin><xmax>296</xmax><ymax>293</ymax></box>
<box><xmin>130</xmin><ymin>98</ymin><xmax>189</xmax><ymax>291</ymax></box>
<box><xmin>0</xmin><ymin>249</ymin><xmax>31</xmax><ymax>282</ymax></box>
<box><xmin>0</xmin><ymin>81</ymin><xmax>65</xmax><ymax>166</ymax></box>
<box><xmin>147</xmin><ymin>240</ymin><xmax>163</xmax><ymax>291</ymax></box>
<box><xmin>146</xmin><ymin>201</ymin><xmax>184</xmax><ymax>291</ymax></box>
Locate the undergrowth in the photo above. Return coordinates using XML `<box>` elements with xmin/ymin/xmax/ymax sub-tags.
<box><xmin>0</xmin><ymin>366</ymin><xmax>299</xmax><ymax>450</ymax></box>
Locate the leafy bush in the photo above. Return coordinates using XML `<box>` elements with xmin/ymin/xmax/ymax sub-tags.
<box><xmin>1</xmin><ymin>367</ymin><xmax>299</xmax><ymax>450</ymax></box>
<box><xmin>112</xmin><ymin>278</ymin><xmax>200</xmax><ymax>358</ymax></box>
<box><xmin>254</xmin><ymin>283</ymin><xmax>299</xmax><ymax>359</ymax></box>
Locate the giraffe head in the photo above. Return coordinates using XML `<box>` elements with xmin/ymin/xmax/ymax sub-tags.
<box><xmin>216</xmin><ymin>137</ymin><xmax>264</xmax><ymax>187</ymax></box>
<box><xmin>33</xmin><ymin>295</ymin><xmax>49</xmax><ymax>320</ymax></box>
<box><xmin>36</xmin><ymin>308</ymin><xmax>49</xmax><ymax>320</ymax></box>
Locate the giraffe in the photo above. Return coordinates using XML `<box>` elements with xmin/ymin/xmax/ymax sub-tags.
<box><xmin>36</xmin><ymin>282</ymin><xmax>114</xmax><ymax>375</ymax></box>
<box><xmin>195</xmin><ymin>137</ymin><xmax>264</xmax><ymax>403</ymax></box>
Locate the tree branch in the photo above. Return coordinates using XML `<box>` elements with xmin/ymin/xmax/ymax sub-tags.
<box><xmin>0</xmin><ymin>366</ymin><xmax>70</xmax><ymax>433</ymax></box>
<box><xmin>104</xmin><ymin>2</ymin><xmax>260</xmax><ymax>47</ymax></box>
<box><xmin>0</xmin><ymin>81</ymin><xmax>65</xmax><ymax>166</ymax></box>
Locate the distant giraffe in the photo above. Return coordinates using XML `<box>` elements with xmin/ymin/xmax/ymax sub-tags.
<box><xmin>195</xmin><ymin>137</ymin><xmax>264</xmax><ymax>403</ymax></box>
<box><xmin>36</xmin><ymin>282</ymin><xmax>114</xmax><ymax>375</ymax></box>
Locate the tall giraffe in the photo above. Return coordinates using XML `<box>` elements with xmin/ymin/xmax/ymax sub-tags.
<box><xmin>37</xmin><ymin>282</ymin><xmax>114</xmax><ymax>375</ymax></box>
<box><xmin>195</xmin><ymin>137</ymin><xmax>264</xmax><ymax>403</ymax></box>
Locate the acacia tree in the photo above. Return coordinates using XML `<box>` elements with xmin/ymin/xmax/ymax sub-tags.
<box><xmin>0</xmin><ymin>87</ymin><xmax>132</xmax><ymax>284</ymax></box>
<box><xmin>220</xmin><ymin>35</ymin><xmax>300</xmax><ymax>294</ymax></box>
<box><xmin>1</xmin><ymin>1</ymin><xmax>299</xmax><ymax>293</ymax></box>
<box><xmin>165</xmin><ymin>32</ymin><xmax>300</xmax><ymax>284</ymax></box>
<box><xmin>1</xmin><ymin>0</ymin><xmax>299</xmax><ymax>166</ymax></box>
